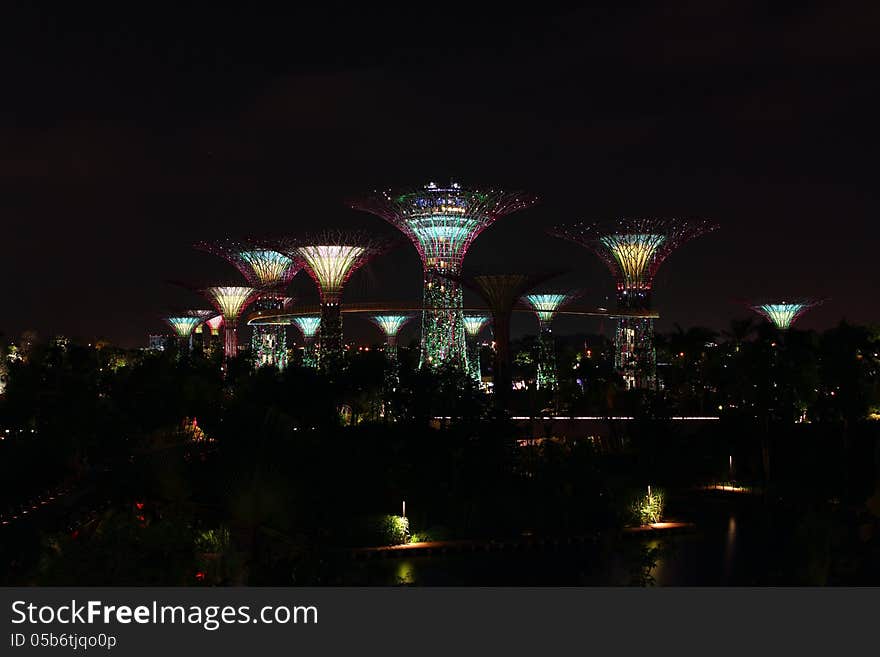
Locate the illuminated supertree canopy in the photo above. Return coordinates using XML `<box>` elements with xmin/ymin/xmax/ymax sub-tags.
<box><xmin>551</xmin><ymin>217</ymin><xmax>717</xmax><ymax>390</ymax></box>
<box><xmin>523</xmin><ymin>293</ymin><xmax>577</xmax><ymax>324</ymax></box>
<box><xmin>370</xmin><ymin>314</ymin><xmax>412</xmax><ymax>342</ymax></box>
<box><xmin>370</xmin><ymin>314</ymin><xmax>412</xmax><ymax>377</ymax></box>
<box><xmin>352</xmin><ymin>181</ymin><xmax>537</xmax><ymax>370</ymax></box>
<box><xmin>196</xmin><ymin>240</ymin><xmax>302</xmax><ymax>370</ymax></box>
<box><xmin>283</xmin><ymin>232</ymin><xmax>388</xmax><ymax>373</ymax></box>
<box><xmin>750</xmin><ymin>300</ymin><xmax>824</xmax><ymax>330</ymax></box>
<box><xmin>194</xmin><ymin>239</ymin><xmax>301</xmax><ymax>288</ymax></box>
<box><xmin>291</xmin><ymin>315</ymin><xmax>321</xmax><ymax>369</ymax></box>
<box><xmin>200</xmin><ymin>286</ymin><xmax>261</xmax><ymax>359</ymax></box>
<box><xmin>523</xmin><ymin>292</ymin><xmax>578</xmax><ymax>390</ymax></box>
<box><xmin>205</xmin><ymin>314</ymin><xmax>224</xmax><ymax>336</ymax></box>
<box><xmin>292</xmin><ymin>315</ymin><xmax>321</xmax><ymax>339</ymax></box>
<box><xmin>551</xmin><ymin>217</ymin><xmax>717</xmax><ymax>306</ymax></box>
<box><xmin>463</xmin><ymin>314</ymin><xmax>490</xmax><ymax>337</ymax></box>
<box><xmin>463</xmin><ymin>314</ymin><xmax>491</xmax><ymax>385</ymax></box>
<box><xmin>164</xmin><ymin>315</ymin><xmax>204</xmax><ymax>339</ymax></box>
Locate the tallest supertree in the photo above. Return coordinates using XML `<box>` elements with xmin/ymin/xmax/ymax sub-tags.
<box><xmin>552</xmin><ymin>217</ymin><xmax>717</xmax><ymax>389</ymax></box>
<box><xmin>352</xmin><ymin>182</ymin><xmax>537</xmax><ymax>370</ymax></box>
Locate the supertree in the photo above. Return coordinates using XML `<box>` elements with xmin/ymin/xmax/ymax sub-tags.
<box><xmin>163</xmin><ymin>315</ymin><xmax>201</xmax><ymax>352</ymax></box>
<box><xmin>463</xmin><ymin>314</ymin><xmax>491</xmax><ymax>385</ymax></box>
<box><xmin>352</xmin><ymin>181</ymin><xmax>537</xmax><ymax>371</ymax></box>
<box><xmin>551</xmin><ymin>217</ymin><xmax>717</xmax><ymax>389</ymax></box>
<box><xmin>748</xmin><ymin>300</ymin><xmax>823</xmax><ymax>331</ymax></box>
<box><xmin>455</xmin><ymin>272</ymin><xmax>558</xmax><ymax>409</ymax></box>
<box><xmin>369</xmin><ymin>314</ymin><xmax>413</xmax><ymax>364</ymax></box>
<box><xmin>195</xmin><ymin>240</ymin><xmax>302</xmax><ymax>369</ymax></box>
<box><xmin>283</xmin><ymin>231</ymin><xmax>387</xmax><ymax>373</ymax></box>
<box><xmin>523</xmin><ymin>292</ymin><xmax>579</xmax><ymax>390</ymax></box>
<box><xmin>291</xmin><ymin>315</ymin><xmax>321</xmax><ymax>368</ymax></box>
<box><xmin>198</xmin><ymin>286</ymin><xmax>262</xmax><ymax>360</ymax></box>
<box><xmin>198</xmin><ymin>314</ymin><xmax>224</xmax><ymax>358</ymax></box>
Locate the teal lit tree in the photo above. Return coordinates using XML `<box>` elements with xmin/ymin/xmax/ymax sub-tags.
<box><xmin>463</xmin><ymin>314</ymin><xmax>490</xmax><ymax>386</ymax></box>
<box><xmin>164</xmin><ymin>310</ymin><xmax>214</xmax><ymax>353</ymax></box>
<box><xmin>291</xmin><ymin>315</ymin><xmax>321</xmax><ymax>368</ymax></box>
<box><xmin>352</xmin><ymin>182</ymin><xmax>537</xmax><ymax>371</ymax></box>
<box><xmin>749</xmin><ymin>300</ymin><xmax>822</xmax><ymax>331</ymax></box>
<box><xmin>523</xmin><ymin>292</ymin><xmax>578</xmax><ymax>390</ymax></box>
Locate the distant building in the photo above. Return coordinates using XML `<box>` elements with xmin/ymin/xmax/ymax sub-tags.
<box><xmin>148</xmin><ymin>334</ymin><xmax>168</xmax><ymax>352</ymax></box>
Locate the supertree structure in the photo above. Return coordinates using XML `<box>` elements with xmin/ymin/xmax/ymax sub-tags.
<box><xmin>283</xmin><ymin>232</ymin><xmax>387</xmax><ymax>373</ymax></box>
<box><xmin>204</xmin><ymin>314</ymin><xmax>224</xmax><ymax>336</ymax></box>
<box><xmin>291</xmin><ymin>315</ymin><xmax>321</xmax><ymax>368</ymax></box>
<box><xmin>352</xmin><ymin>181</ymin><xmax>537</xmax><ymax>371</ymax></box>
<box><xmin>523</xmin><ymin>292</ymin><xmax>579</xmax><ymax>390</ymax></box>
<box><xmin>195</xmin><ymin>239</ymin><xmax>302</xmax><ymax>369</ymax></box>
<box><xmin>455</xmin><ymin>272</ymin><xmax>558</xmax><ymax>409</ymax></box>
<box><xmin>369</xmin><ymin>314</ymin><xmax>413</xmax><ymax>364</ymax></box>
<box><xmin>199</xmin><ymin>286</ymin><xmax>262</xmax><ymax>360</ymax></box>
<box><xmin>551</xmin><ymin>217</ymin><xmax>717</xmax><ymax>390</ymax></box>
<box><xmin>163</xmin><ymin>313</ymin><xmax>208</xmax><ymax>352</ymax></box>
<box><xmin>748</xmin><ymin>300</ymin><xmax>823</xmax><ymax>331</ymax></box>
<box><xmin>463</xmin><ymin>314</ymin><xmax>491</xmax><ymax>385</ymax></box>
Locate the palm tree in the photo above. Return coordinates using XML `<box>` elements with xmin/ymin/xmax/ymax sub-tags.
<box><xmin>723</xmin><ymin>317</ymin><xmax>755</xmax><ymax>352</ymax></box>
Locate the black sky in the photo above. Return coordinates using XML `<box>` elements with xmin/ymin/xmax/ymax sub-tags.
<box><xmin>1</xmin><ymin>2</ymin><xmax>878</xmax><ymax>347</ymax></box>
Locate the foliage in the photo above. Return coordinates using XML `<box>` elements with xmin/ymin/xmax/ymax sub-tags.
<box><xmin>632</xmin><ymin>487</ymin><xmax>664</xmax><ymax>526</ymax></box>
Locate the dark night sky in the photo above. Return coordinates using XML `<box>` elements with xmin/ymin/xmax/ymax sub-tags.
<box><xmin>1</xmin><ymin>2</ymin><xmax>878</xmax><ymax>347</ymax></box>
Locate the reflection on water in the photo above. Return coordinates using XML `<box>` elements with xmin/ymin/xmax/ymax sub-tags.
<box><xmin>342</xmin><ymin>506</ymin><xmax>771</xmax><ymax>586</ymax></box>
<box><xmin>396</xmin><ymin>561</ymin><xmax>416</xmax><ymax>585</ymax></box>
<box><xmin>723</xmin><ymin>515</ymin><xmax>737</xmax><ymax>584</ymax></box>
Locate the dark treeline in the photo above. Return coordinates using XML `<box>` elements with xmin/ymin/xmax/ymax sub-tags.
<box><xmin>0</xmin><ymin>319</ymin><xmax>879</xmax><ymax>585</ymax></box>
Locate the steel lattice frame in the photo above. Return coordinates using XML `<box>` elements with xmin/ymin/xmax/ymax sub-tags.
<box><xmin>352</xmin><ymin>182</ymin><xmax>537</xmax><ymax>370</ymax></box>
<box><xmin>524</xmin><ymin>292</ymin><xmax>578</xmax><ymax>390</ymax></box>
<box><xmin>749</xmin><ymin>299</ymin><xmax>823</xmax><ymax>331</ymax></box>
<box><xmin>283</xmin><ymin>232</ymin><xmax>387</xmax><ymax>374</ymax></box>
<box><xmin>291</xmin><ymin>315</ymin><xmax>321</xmax><ymax>368</ymax></box>
<box><xmin>463</xmin><ymin>314</ymin><xmax>490</xmax><ymax>385</ymax></box>
<box><xmin>551</xmin><ymin>217</ymin><xmax>717</xmax><ymax>389</ymax></box>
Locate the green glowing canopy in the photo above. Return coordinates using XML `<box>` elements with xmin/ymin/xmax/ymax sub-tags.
<box><xmin>370</xmin><ymin>314</ymin><xmax>412</xmax><ymax>337</ymax></box>
<box><xmin>524</xmin><ymin>293</ymin><xmax>574</xmax><ymax>323</ymax></box>
<box><xmin>752</xmin><ymin>302</ymin><xmax>818</xmax><ymax>330</ymax></box>
<box><xmin>463</xmin><ymin>314</ymin><xmax>490</xmax><ymax>337</ymax></box>
<box><xmin>291</xmin><ymin>316</ymin><xmax>321</xmax><ymax>338</ymax></box>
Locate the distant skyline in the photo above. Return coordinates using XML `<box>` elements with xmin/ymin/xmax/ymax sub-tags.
<box><xmin>1</xmin><ymin>3</ymin><xmax>877</xmax><ymax>346</ymax></box>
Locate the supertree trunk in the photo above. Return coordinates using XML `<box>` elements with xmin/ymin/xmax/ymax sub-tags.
<box><xmin>319</xmin><ymin>304</ymin><xmax>343</xmax><ymax>373</ymax></box>
<box><xmin>467</xmin><ymin>337</ymin><xmax>482</xmax><ymax>385</ymax></box>
<box><xmin>224</xmin><ymin>324</ymin><xmax>238</xmax><ymax>360</ymax></box>
<box><xmin>421</xmin><ymin>270</ymin><xmax>468</xmax><ymax>370</ymax></box>
<box><xmin>535</xmin><ymin>322</ymin><xmax>558</xmax><ymax>390</ymax></box>
<box><xmin>302</xmin><ymin>336</ymin><xmax>318</xmax><ymax>368</ymax></box>
<box><xmin>614</xmin><ymin>315</ymin><xmax>656</xmax><ymax>390</ymax></box>
<box><xmin>492</xmin><ymin>313</ymin><xmax>513</xmax><ymax>410</ymax></box>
